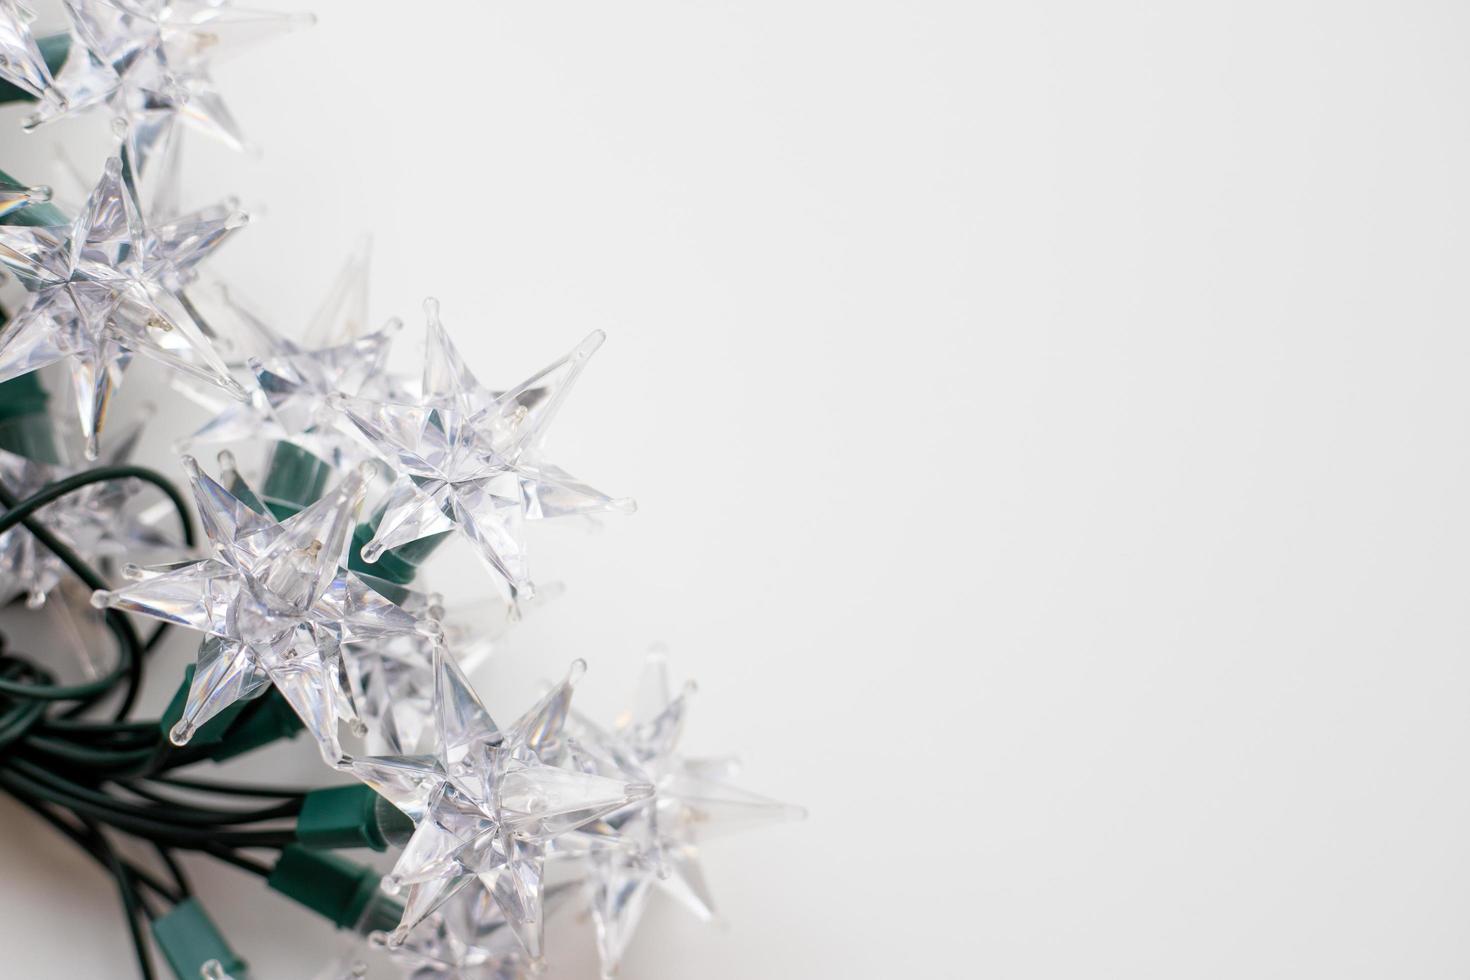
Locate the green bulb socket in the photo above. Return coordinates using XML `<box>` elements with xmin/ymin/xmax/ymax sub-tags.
<box><xmin>297</xmin><ymin>784</ymin><xmax>414</xmax><ymax>852</ymax></box>
<box><xmin>0</xmin><ymin>374</ymin><xmax>58</xmax><ymax>463</ymax></box>
<box><xmin>151</xmin><ymin>898</ymin><xmax>250</xmax><ymax>980</ymax></box>
<box><xmin>260</xmin><ymin>442</ymin><xmax>331</xmax><ymax>521</ymax></box>
<box><xmin>267</xmin><ymin>845</ymin><xmax>403</xmax><ymax>935</ymax></box>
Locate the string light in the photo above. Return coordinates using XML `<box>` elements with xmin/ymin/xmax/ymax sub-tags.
<box><xmin>0</xmin><ymin>6</ymin><xmax>800</xmax><ymax>979</ymax></box>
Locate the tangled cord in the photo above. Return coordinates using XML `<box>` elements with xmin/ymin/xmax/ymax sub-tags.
<box><xmin>0</xmin><ymin>465</ymin><xmax>309</xmax><ymax>980</ymax></box>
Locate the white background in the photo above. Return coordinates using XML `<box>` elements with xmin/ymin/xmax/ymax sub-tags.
<box><xmin>3</xmin><ymin>0</ymin><xmax>1470</xmax><ymax>977</ymax></box>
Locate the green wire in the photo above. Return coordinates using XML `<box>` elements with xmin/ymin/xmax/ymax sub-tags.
<box><xmin>0</xmin><ymin>462</ymin><xmax>195</xmax><ymax>717</ymax></box>
<box><xmin>0</xmin><ymin>698</ymin><xmax>46</xmax><ymax>750</ymax></box>
<box><xmin>21</xmin><ymin>737</ymin><xmax>158</xmax><ymax>768</ymax></box>
<box><xmin>0</xmin><ymin>481</ymin><xmax>143</xmax><ymax>709</ymax></box>
<box><xmin>148</xmin><ymin>775</ymin><xmax>310</xmax><ymax>799</ymax></box>
<box><xmin>152</xmin><ymin>843</ymin><xmax>192</xmax><ymax>899</ymax></box>
<box><xmin>0</xmin><ymin>287</ymin><xmax>288</xmax><ymax>980</ymax></box>
<box><xmin>0</xmin><ymin>465</ymin><xmax>195</xmax><ymax>546</ymax></box>
<box><xmin>0</xmin><ymin>656</ymin><xmax>52</xmax><ymax>747</ymax></box>
<box><xmin>11</xmin><ymin>796</ymin><xmax>183</xmax><ymax>905</ymax></box>
<box><xmin>40</xmin><ymin>718</ymin><xmax>158</xmax><ymax>735</ymax></box>
<box><xmin>13</xmin><ymin>758</ymin><xmax>298</xmax><ymax>827</ymax></box>
<box><xmin>0</xmin><ymin>767</ymin><xmax>294</xmax><ymax>848</ymax></box>
<box><xmin>117</xmin><ymin>780</ymin><xmax>304</xmax><ymax>822</ymax></box>
<box><xmin>0</xmin><ymin>615</ymin><xmax>135</xmax><ymax>702</ymax></box>
<box><xmin>84</xmin><ymin>818</ymin><xmax>158</xmax><ymax>980</ymax></box>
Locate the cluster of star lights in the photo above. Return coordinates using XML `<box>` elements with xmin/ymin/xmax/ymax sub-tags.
<box><xmin>0</xmin><ymin>3</ymin><xmax>800</xmax><ymax>979</ymax></box>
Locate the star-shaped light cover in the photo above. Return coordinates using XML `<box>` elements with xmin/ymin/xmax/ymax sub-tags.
<box><xmin>0</xmin><ymin>412</ymin><xmax>171</xmax><ymax>607</ymax></box>
<box><xmin>335</xmin><ymin>300</ymin><xmax>634</xmax><ymax>595</ymax></box>
<box><xmin>559</xmin><ymin>656</ymin><xmax>805</xmax><ymax>977</ymax></box>
<box><xmin>0</xmin><ymin>155</ymin><xmax>246</xmax><ymax>457</ymax></box>
<box><xmin>92</xmin><ymin>452</ymin><xmax>433</xmax><ymax>763</ymax></box>
<box><xmin>345</xmin><ymin>585</ymin><xmax>550</xmax><ymax>761</ymax></box>
<box><xmin>26</xmin><ymin>0</ymin><xmax>313</xmax><ymax>177</ymax></box>
<box><xmin>347</xmin><ymin>647</ymin><xmax>652</xmax><ymax>962</ymax></box>
<box><xmin>381</xmin><ymin>881</ymin><xmax>581</xmax><ymax>980</ymax></box>
<box><xmin>182</xmin><ymin>243</ymin><xmax>403</xmax><ymax>468</ymax></box>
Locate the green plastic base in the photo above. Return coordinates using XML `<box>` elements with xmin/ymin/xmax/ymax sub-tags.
<box><xmin>0</xmin><ymin>373</ymin><xmax>58</xmax><ymax>463</ymax></box>
<box><xmin>151</xmin><ymin>899</ymin><xmax>249</xmax><ymax>980</ymax></box>
<box><xmin>297</xmin><ymin>784</ymin><xmax>412</xmax><ymax>851</ymax></box>
<box><xmin>267</xmin><ymin>845</ymin><xmax>402</xmax><ymax>934</ymax></box>
<box><xmin>260</xmin><ymin>443</ymin><xmax>331</xmax><ymax>520</ymax></box>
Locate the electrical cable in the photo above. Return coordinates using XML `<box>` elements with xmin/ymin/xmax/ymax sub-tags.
<box><xmin>83</xmin><ymin>817</ymin><xmax>158</xmax><ymax>980</ymax></box>
<box><xmin>201</xmin><ymin>845</ymin><xmax>274</xmax><ymax>879</ymax></box>
<box><xmin>147</xmin><ymin>774</ymin><xmax>310</xmax><ymax>799</ymax></box>
<box><xmin>0</xmin><ymin>469</ymin><xmax>193</xmax><ymax>720</ymax></box>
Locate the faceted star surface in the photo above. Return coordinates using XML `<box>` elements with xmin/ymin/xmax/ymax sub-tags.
<box><xmin>0</xmin><ymin>156</ymin><xmax>246</xmax><ymax>457</ymax></box>
<box><xmin>0</xmin><ymin>0</ymin><xmax>54</xmax><ymax>99</ymax></box>
<box><xmin>92</xmin><ymin>454</ymin><xmax>431</xmax><ymax>763</ymax></box>
<box><xmin>184</xmin><ymin>245</ymin><xmax>402</xmax><ymax>469</ymax></box>
<box><xmin>335</xmin><ymin>299</ymin><xmax>634</xmax><ymax>596</ymax></box>
<box><xmin>384</xmin><ymin>882</ymin><xmax>579</xmax><ymax>980</ymax></box>
<box><xmin>348</xmin><ymin>648</ymin><xmax>652</xmax><ymax>961</ymax></box>
<box><xmin>345</xmin><ymin>591</ymin><xmax>521</xmax><ymax>760</ymax></box>
<box><xmin>27</xmin><ymin>0</ymin><xmax>312</xmax><ymax>178</ymax></box>
<box><xmin>558</xmin><ymin>657</ymin><xmax>805</xmax><ymax>978</ymax></box>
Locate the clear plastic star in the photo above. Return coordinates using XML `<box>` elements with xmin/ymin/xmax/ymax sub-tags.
<box><xmin>334</xmin><ymin>300</ymin><xmax>635</xmax><ymax>596</ymax></box>
<box><xmin>0</xmin><ymin>411</ymin><xmax>173</xmax><ymax>607</ymax></box>
<box><xmin>182</xmin><ymin>244</ymin><xmax>403</xmax><ymax>468</ymax></box>
<box><xmin>346</xmin><ymin>587</ymin><xmax>546</xmax><ymax>760</ymax></box>
<box><xmin>0</xmin><ymin>155</ymin><xmax>246</xmax><ymax>457</ymax></box>
<box><xmin>557</xmin><ymin>656</ymin><xmax>805</xmax><ymax>977</ymax></box>
<box><xmin>0</xmin><ymin>0</ymin><xmax>53</xmax><ymax>100</ymax></box>
<box><xmin>383</xmin><ymin>882</ymin><xmax>581</xmax><ymax>980</ymax></box>
<box><xmin>348</xmin><ymin>647</ymin><xmax>652</xmax><ymax>961</ymax></box>
<box><xmin>26</xmin><ymin>0</ymin><xmax>313</xmax><ymax>178</ymax></box>
<box><xmin>91</xmin><ymin>453</ymin><xmax>433</xmax><ymax>763</ymax></box>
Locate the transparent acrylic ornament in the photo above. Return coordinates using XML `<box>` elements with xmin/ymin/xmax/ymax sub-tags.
<box><xmin>92</xmin><ymin>453</ymin><xmax>434</xmax><ymax>763</ymax></box>
<box><xmin>334</xmin><ymin>300</ymin><xmax>634</xmax><ymax>596</ymax></box>
<box><xmin>0</xmin><ymin>156</ymin><xmax>247</xmax><ymax>457</ymax></box>
<box><xmin>554</xmin><ymin>655</ymin><xmax>805</xmax><ymax>977</ymax></box>
<box><xmin>337</xmin><ymin>578</ymin><xmax>564</xmax><ymax>765</ymax></box>
<box><xmin>0</xmin><ymin>0</ymin><xmax>53</xmax><ymax>99</ymax></box>
<box><xmin>0</xmin><ymin>410</ymin><xmax>171</xmax><ymax>607</ymax></box>
<box><xmin>26</xmin><ymin>0</ymin><xmax>314</xmax><ymax>182</ymax></box>
<box><xmin>347</xmin><ymin>646</ymin><xmax>651</xmax><ymax>962</ymax></box>
<box><xmin>182</xmin><ymin>242</ymin><xmax>405</xmax><ymax>470</ymax></box>
<box><xmin>381</xmin><ymin>880</ymin><xmax>581</xmax><ymax>980</ymax></box>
